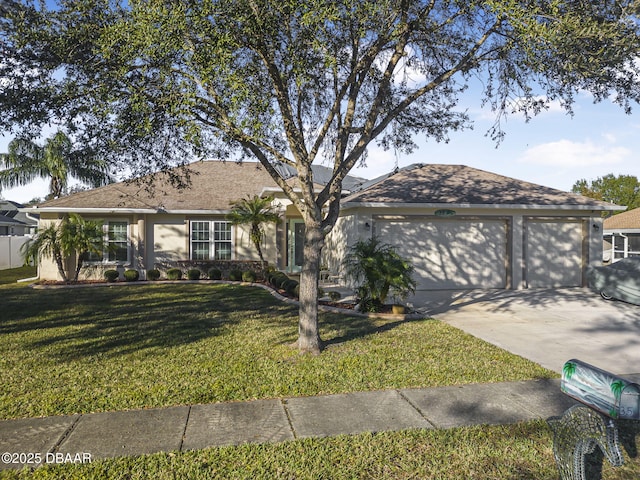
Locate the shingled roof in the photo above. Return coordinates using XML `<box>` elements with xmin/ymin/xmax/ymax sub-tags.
<box><xmin>604</xmin><ymin>207</ymin><xmax>640</xmax><ymax>230</ymax></box>
<box><xmin>34</xmin><ymin>161</ymin><xmax>283</xmax><ymax>212</ymax></box>
<box><xmin>344</xmin><ymin>163</ymin><xmax>620</xmax><ymax>209</ymax></box>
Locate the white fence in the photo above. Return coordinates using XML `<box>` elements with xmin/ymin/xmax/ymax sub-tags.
<box><xmin>0</xmin><ymin>236</ymin><xmax>32</xmax><ymax>270</ymax></box>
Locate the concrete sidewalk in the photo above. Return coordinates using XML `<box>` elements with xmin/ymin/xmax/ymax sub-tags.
<box><xmin>0</xmin><ymin>378</ymin><xmax>578</xmax><ymax>471</ymax></box>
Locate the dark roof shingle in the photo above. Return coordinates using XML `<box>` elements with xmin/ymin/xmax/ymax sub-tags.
<box><xmin>345</xmin><ymin>163</ymin><xmax>618</xmax><ymax>208</ymax></box>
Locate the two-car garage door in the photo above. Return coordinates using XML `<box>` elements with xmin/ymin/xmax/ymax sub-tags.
<box><xmin>377</xmin><ymin>219</ymin><xmax>508</xmax><ymax>290</ymax></box>
<box><xmin>376</xmin><ymin>217</ymin><xmax>585</xmax><ymax>290</ymax></box>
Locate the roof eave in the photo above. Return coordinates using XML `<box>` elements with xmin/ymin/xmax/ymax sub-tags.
<box><xmin>339</xmin><ymin>202</ymin><xmax>625</xmax><ymax>212</ymax></box>
<box><xmin>26</xmin><ymin>206</ymin><xmax>234</xmax><ymax>215</ymax></box>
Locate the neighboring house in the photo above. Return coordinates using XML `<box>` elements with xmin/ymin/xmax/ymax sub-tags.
<box><xmin>27</xmin><ymin>160</ymin><xmax>621</xmax><ymax>290</ymax></box>
<box><xmin>0</xmin><ymin>200</ymin><xmax>38</xmax><ymax>270</ymax></box>
<box><xmin>602</xmin><ymin>207</ymin><xmax>640</xmax><ymax>262</ymax></box>
<box><xmin>0</xmin><ymin>200</ymin><xmax>38</xmax><ymax>236</ymax></box>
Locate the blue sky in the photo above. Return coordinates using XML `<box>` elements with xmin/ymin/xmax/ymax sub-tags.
<box><xmin>2</xmin><ymin>87</ymin><xmax>639</xmax><ymax>204</ymax></box>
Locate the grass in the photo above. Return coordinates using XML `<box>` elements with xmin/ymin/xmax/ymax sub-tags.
<box><xmin>0</xmin><ymin>279</ymin><xmax>555</xmax><ymax>420</ymax></box>
<box><xmin>1</xmin><ymin>267</ymin><xmax>637</xmax><ymax>479</ymax></box>
<box><xmin>2</xmin><ymin>421</ymin><xmax>640</xmax><ymax>479</ymax></box>
<box><xmin>0</xmin><ymin>265</ymin><xmax>36</xmax><ymax>285</ymax></box>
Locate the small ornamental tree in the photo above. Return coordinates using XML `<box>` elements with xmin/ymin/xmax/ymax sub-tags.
<box><xmin>343</xmin><ymin>237</ymin><xmax>416</xmax><ymax>312</ymax></box>
<box><xmin>22</xmin><ymin>214</ymin><xmax>107</xmax><ymax>282</ymax></box>
<box><xmin>226</xmin><ymin>195</ymin><xmax>281</xmax><ymax>264</ymax></box>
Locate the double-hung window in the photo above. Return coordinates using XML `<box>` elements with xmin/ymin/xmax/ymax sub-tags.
<box><xmin>87</xmin><ymin>221</ymin><xmax>129</xmax><ymax>263</ymax></box>
<box><xmin>190</xmin><ymin>221</ymin><xmax>232</xmax><ymax>260</ymax></box>
<box><xmin>107</xmin><ymin>222</ymin><xmax>129</xmax><ymax>262</ymax></box>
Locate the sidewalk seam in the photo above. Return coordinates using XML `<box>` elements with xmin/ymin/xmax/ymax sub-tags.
<box><xmin>280</xmin><ymin>399</ymin><xmax>298</xmax><ymax>440</ymax></box>
<box><xmin>178</xmin><ymin>406</ymin><xmax>192</xmax><ymax>452</ymax></box>
<box><xmin>49</xmin><ymin>414</ymin><xmax>82</xmax><ymax>454</ymax></box>
<box><xmin>396</xmin><ymin>390</ymin><xmax>437</xmax><ymax>429</ymax></box>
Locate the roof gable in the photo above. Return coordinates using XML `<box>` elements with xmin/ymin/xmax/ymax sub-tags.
<box><xmin>344</xmin><ymin>163</ymin><xmax>619</xmax><ymax>209</ymax></box>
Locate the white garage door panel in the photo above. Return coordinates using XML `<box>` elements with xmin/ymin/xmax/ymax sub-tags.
<box><xmin>378</xmin><ymin>220</ymin><xmax>507</xmax><ymax>290</ymax></box>
<box><xmin>526</xmin><ymin>221</ymin><xmax>583</xmax><ymax>288</ymax></box>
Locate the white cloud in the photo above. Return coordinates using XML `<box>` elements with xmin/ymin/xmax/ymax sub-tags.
<box><xmin>518</xmin><ymin>138</ymin><xmax>630</xmax><ymax>167</ymax></box>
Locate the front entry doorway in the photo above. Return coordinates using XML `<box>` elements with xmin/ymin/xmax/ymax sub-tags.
<box><xmin>287</xmin><ymin>219</ymin><xmax>305</xmax><ymax>273</ymax></box>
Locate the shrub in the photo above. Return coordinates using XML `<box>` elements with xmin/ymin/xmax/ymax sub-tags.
<box><xmin>242</xmin><ymin>270</ymin><xmax>257</xmax><ymax>282</ymax></box>
<box><xmin>328</xmin><ymin>291</ymin><xmax>342</xmax><ymax>302</ymax></box>
<box><xmin>104</xmin><ymin>269</ymin><xmax>119</xmax><ymax>282</ymax></box>
<box><xmin>146</xmin><ymin>269</ymin><xmax>161</xmax><ymax>281</ymax></box>
<box><xmin>124</xmin><ymin>269</ymin><xmax>139</xmax><ymax>282</ymax></box>
<box><xmin>272</xmin><ymin>273</ymin><xmax>290</xmax><ymax>289</ymax></box>
<box><xmin>283</xmin><ymin>279</ymin><xmax>299</xmax><ymax>296</ymax></box>
<box><xmin>208</xmin><ymin>268</ymin><xmax>222</xmax><ymax>280</ymax></box>
<box><xmin>166</xmin><ymin>268</ymin><xmax>183</xmax><ymax>280</ymax></box>
<box><xmin>343</xmin><ymin>237</ymin><xmax>416</xmax><ymax>312</ymax></box>
<box><xmin>284</xmin><ymin>280</ymin><xmax>299</xmax><ymax>297</ymax></box>
<box><xmin>187</xmin><ymin>269</ymin><xmax>202</xmax><ymax>280</ymax></box>
<box><xmin>229</xmin><ymin>269</ymin><xmax>243</xmax><ymax>281</ymax></box>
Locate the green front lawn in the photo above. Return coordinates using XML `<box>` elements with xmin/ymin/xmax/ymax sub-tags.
<box><xmin>1</xmin><ymin>281</ymin><xmax>554</xmax><ymax>420</ymax></box>
<box><xmin>1</xmin><ymin>275</ymin><xmax>639</xmax><ymax>479</ymax></box>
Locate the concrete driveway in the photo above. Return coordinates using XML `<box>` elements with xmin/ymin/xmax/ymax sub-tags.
<box><xmin>410</xmin><ymin>287</ymin><xmax>640</xmax><ymax>376</ymax></box>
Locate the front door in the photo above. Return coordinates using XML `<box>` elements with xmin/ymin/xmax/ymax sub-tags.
<box><xmin>287</xmin><ymin>219</ymin><xmax>305</xmax><ymax>273</ymax></box>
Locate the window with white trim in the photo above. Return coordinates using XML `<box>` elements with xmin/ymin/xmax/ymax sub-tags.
<box><xmin>190</xmin><ymin>221</ymin><xmax>233</xmax><ymax>260</ymax></box>
<box><xmin>87</xmin><ymin>221</ymin><xmax>130</xmax><ymax>263</ymax></box>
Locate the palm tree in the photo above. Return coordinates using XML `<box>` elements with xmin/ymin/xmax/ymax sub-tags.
<box><xmin>60</xmin><ymin>214</ymin><xmax>107</xmax><ymax>281</ymax></box>
<box><xmin>343</xmin><ymin>237</ymin><xmax>416</xmax><ymax>312</ymax></box>
<box><xmin>21</xmin><ymin>214</ymin><xmax>107</xmax><ymax>282</ymax></box>
<box><xmin>226</xmin><ymin>195</ymin><xmax>281</xmax><ymax>263</ymax></box>
<box><xmin>0</xmin><ymin>131</ymin><xmax>113</xmax><ymax>199</ymax></box>
<box><xmin>21</xmin><ymin>223</ymin><xmax>68</xmax><ymax>281</ymax></box>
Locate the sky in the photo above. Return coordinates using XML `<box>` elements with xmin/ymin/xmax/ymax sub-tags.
<box><xmin>4</xmin><ymin>87</ymin><xmax>638</xmax><ymax>204</ymax></box>
<box><xmin>2</xmin><ymin>0</ymin><xmax>640</xmax><ymax>207</ymax></box>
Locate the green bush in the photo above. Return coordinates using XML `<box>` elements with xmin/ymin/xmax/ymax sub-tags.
<box><xmin>104</xmin><ymin>269</ymin><xmax>119</xmax><ymax>282</ymax></box>
<box><xmin>229</xmin><ymin>269</ymin><xmax>243</xmax><ymax>281</ymax></box>
<box><xmin>328</xmin><ymin>291</ymin><xmax>341</xmax><ymax>302</ymax></box>
<box><xmin>146</xmin><ymin>269</ymin><xmax>161</xmax><ymax>281</ymax></box>
<box><xmin>208</xmin><ymin>268</ymin><xmax>222</xmax><ymax>280</ymax></box>
<box><xmin>123</xmin><ymin>269</ymin><xmax>139</xmax><ymax>282</ymax></box>
<box><xmin>272</xmin><ymin>273</ymin><xmax>289</xmax><ymax>289</ymax></box>
<box><xmin>283</xmin><ymin>279</ymin><xmax>299</xmax><ymax>297</ymax></box>
<box><xmin>187</xmin><ymin>269</ymin><xmax>202</xmax><ymax>280</ymax></box>
<box><xmin>343</xmin><ymin>237</ymin><xmax>416</xmax><ymax>312</ymax></box>
<box><xmin>166</xmin><ymin>268</ymin><xmax>183</xmax><ymax>280</ymax></box>
<box><xmin>242</xmin><ymin>270</ymin><xmax>257</xmax><ymax>282</ymax></box>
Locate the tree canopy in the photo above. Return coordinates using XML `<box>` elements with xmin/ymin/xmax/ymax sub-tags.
<box><xmin>572</xmin><ymin>174</ymin><xmax>640</xmax><ymax>212</ymax></box>
<box><xmin>3</xmin><ymin>0</ymin><xmax>640</xmax><ymax>352</ymax></box>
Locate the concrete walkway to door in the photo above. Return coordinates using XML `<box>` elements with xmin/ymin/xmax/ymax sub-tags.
<box><xmin>409</xmin><ymin>287</ymin><xmax>640</xmax><ymax>376</ymax></box>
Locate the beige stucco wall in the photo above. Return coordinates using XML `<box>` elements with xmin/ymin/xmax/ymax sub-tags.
<box><xmin>151</xmin><ymin>215</ymin><xmax>188</xmax><ymax>266</ymax></box>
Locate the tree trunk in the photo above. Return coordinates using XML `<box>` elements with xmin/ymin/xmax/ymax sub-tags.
<box><xmin>296</xmin><ymin>224</ymin><xmax>324</xmax><ymax>354</ymax></box>
<box><xmin>53</xmin><ymin>251</ymin><xmax>68</xmax><ymax>282</ymax></box>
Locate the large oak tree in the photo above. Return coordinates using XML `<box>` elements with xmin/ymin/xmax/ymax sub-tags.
<box><xmin>2</xmin><ymin>0</ymin><xmax>640</xmax><ymax>353</ymax></box>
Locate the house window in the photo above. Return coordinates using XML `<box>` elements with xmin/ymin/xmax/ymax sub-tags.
<box><xmin>190</xmin><ymin>221</ymin><xmax>232</xmax><ymax>260</ymax></box>
<box><xmin>107</xmin><ymin>222</ymin><xmax>129</xmax><ymax>262</ymax></box>
<box><xmin>88</xmin><ymin>221</ymin><xmax>130</xmax><ymax>263</ymax></box>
